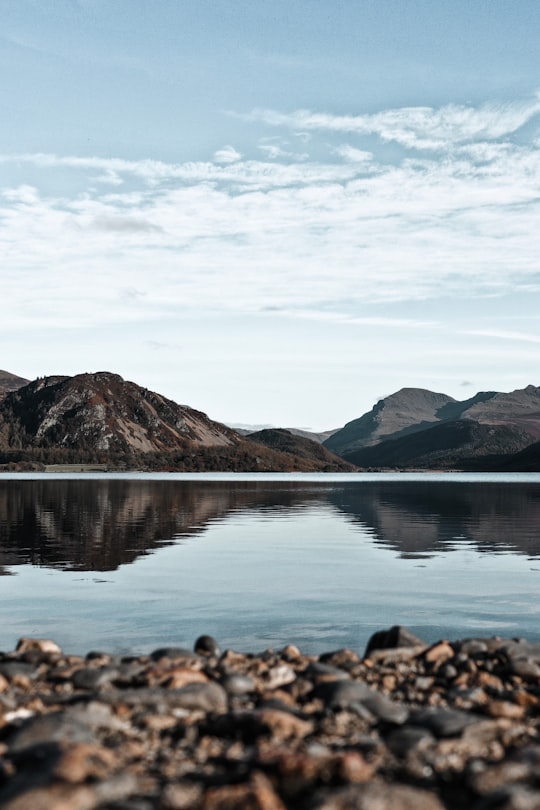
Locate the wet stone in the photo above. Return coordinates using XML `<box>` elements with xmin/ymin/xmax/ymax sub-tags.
<box><xmin>364</xmin><ymin>625</ymin><xmax>426</xmax><ymax>657</ymax></box>
<box><xmin>409</xmin><ymin>706</ymin><xmax>484</xmax><ymax>737</ymax></box>
<box><xmin>72</xmin><ymin>665</ymin><xmax>119</xmax><ymax>690</ymax></box>
<box><xmin>220</xmin><ymin>673</ymin><xmax>256</xmax><ymax>696</ymax></box>
<box><xmin>194</xmin><ymin>635</ymin><xmax>221</xmax><ymax>657</ymax></box>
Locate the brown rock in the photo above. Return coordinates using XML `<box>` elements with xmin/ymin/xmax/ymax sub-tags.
<box><xmin>16</xmin><ymin>638</ymin><xmax>62</xmax><ymax>656</ymax></box>
<box><xmin>256</xmin><ymin>709</ymin><xmax>314</xmax><ymax>742</ymax></box>
<box><xmin>424</xmin><ymin>642</ymin><xmax>454</xmax><ymax>665</ymax></box>
<box><xmin>308</xmin><ymin>781</ymin><xmax>445</xmax><ymax>809</ymax></box>
<box><xmin>485</xmin><ymin>700</ymin><xmax>526</xmax><ymax>720</ymax></box>
<box><xmin>52</xmin><ymin>742</ymin><xmax>118</xmax><ymax>783</ymax></box>
<box><xmin>202</xmin><ymin>771</ymin><xmax>286</xmax><ymax>810</ymax></box>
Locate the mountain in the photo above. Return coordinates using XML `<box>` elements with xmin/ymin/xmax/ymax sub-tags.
<box><xmin>231</xmin><ymin>424</ymin><xmax>338</xmax><ymax>444</ymax></box>
<box><xmin>324</xmin><ymin>387</ymin><xmax>499</xmax><ymax>456</ymax></box>
<box><xmin>246</xmin><ymin>429</ymin><xmax>355</xmax><ymax>471</ymax></box>
<box><xmin>0</xmin><ymin>370</ymin><xmax>30</xmax><ymax>399</ymax></box>
<box><xmin>325</xmin><ymin>385</ymin><xmax>540</xmax><ymax>471</ymax></box>
<box><xmin>0</xmin><ymin>372</ymin><xmax>356</xmax><ymax>472</ymax></box>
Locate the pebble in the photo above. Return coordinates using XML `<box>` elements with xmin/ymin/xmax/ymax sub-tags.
<box><xmin>1</xmin><ymin>626</ymin><xmax>540</xmax><ymax>808</ymax></box>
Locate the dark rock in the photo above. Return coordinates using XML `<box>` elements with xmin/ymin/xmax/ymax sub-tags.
<box><xmin>0</xmin><ymin>661</ymin><xmax>38</xmax><ymax>680</ymax></box>
<box><xmin>386</xmin><ymin>725</ymin><xmax>436</xmax><ymax>757</ymax></box>
<box><xmin>72</xmin><ymin>666</ymin><xmax>119</xmax><ymax>690</ymax></box>
<box><xmin>364</xmin><ymin>625</ymin><xmax>426</xmax><ymax>658</ymax></box>
<box><xmin>220</xmin><ymin>673</ymin><xmax>256</xmax><ymax>696</ymax></box>
<box><xmin>409</xmin><ymin>706</ymin><xmax>483</xmax><ymax>737</ymax></box>
<box><xmin>315</xmin><ymin>679</ymin><xmax>408</xmax><ymax>724</ymax></box>
<box><xmin>150</xmin><ymin>647</ymin><xmax>198</xmax><ymax>662</ymax></box>
<box><xmin>194</xmin><ymin>635</ymin><xmax>221</xmax><ymax>657</ymax></box>
<box><xmin>305</xmin><ymin>661</ymin><xmax>351</xmax><ymax>683</ymax></box>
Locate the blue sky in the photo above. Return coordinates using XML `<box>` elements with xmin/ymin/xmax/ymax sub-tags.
<box><xmin>2</xmin><ymin>0</ymin><xmax>540</xmax><ymax>429</ymax></box>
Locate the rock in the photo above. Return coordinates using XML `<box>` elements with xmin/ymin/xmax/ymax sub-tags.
<box><xmin>305</xmin><ymin>662</ymin><xmax>351</xmax><ymax>683</ymax></box>
<box><xmin>364</xmin><ymin>625</ymin><xmax>426</xmax><ymax>658</ymax></box>
<box><xmin>386</xmin><ymin>725</ymin><xmax>436</xmax><ymax>757</ymax></box>
<box><xmin>16</xmin><ymin>638</ymin><xmax>62</xmax><ymax>656</ymax></box>
<box><xmin>194</xmin><ymin>635</ymin><xmax>221</xmax><ymax>657</ymax></box>
<box><xmin>424</xmin><ymin>641</ymin><xmax>455</xmax><ymax>665</ymax></box>
<box><xmin>315</xmin><ymin>680</ymin><xmax>409</xmax><ymax>724</ymax></box>
<box><xmin>202</xmin><ymin>771</ymin><xmax>286</xmax><ymax>810</ymax></box>
<box><xmin>150</xmin><ymin>647</ymin><xmax>198</xmax><ymax>662</ymax></box>
<box><xmin>220</xmin><ymin>673</ymin><xmax>256</xmax><ymax>696</ymax></box>
<box><xmin>171</xmin><ymin>681</ymin><xmax>227</xmax><ymax>713</ymax></box>
<box><xmin>72</xmin><ymin>666</ymin><xmax>119</xmax><ymax>690</ymax></box>
<box><xmin>308</xmin><ymin>781</ymin><xmax>445</xmax><ymax>809</ymax></box>
<box><xmin>409</xmin><ymin>706</ymin><xmax>483</xmax><ymax>737</ymax></box>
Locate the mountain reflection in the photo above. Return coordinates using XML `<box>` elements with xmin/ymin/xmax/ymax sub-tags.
<box><xmin>0</xmin><ymin>478</ymin><xmax>540</xmax><ymax>573</ymax></box>
<box><xmin>0</xmin><ymin>479</ymin><xmax>324</xmax><ymax>574</ymax></box>
<box><xmin>327</xmin><ymin>481</ymin><xmax>540</xmax><ymax>559</ymax></box>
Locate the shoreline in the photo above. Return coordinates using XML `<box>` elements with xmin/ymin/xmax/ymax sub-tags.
<box><xmin>1</xmin><ymin>627</ymin><xmax>539</xmax><ymax>808</ymax></box>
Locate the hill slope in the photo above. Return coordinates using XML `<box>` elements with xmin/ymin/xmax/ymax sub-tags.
<box><xmin>0</xmin><ymin>372</ymin><xmax>356</xmax><ymax>472</ymax></box>
<box><xmin>247</xmin><ymin>429</ymin><xmax>355</xmax><ymax>471</ymax></box>
<box><xmin>326</xmin><ymin>385</ymin><xmax>540</xmax><ymax>470</ymax></box>
<box><xmin>0</xmin><ymin>370</ymin><xmax>30</xmax><ymax>399</ymax></box>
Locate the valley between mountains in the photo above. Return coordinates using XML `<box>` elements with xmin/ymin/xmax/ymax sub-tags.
<box><xmin>1</xmin><ymin>370</ymin><xmax>540</xmax><ymax>472</ymax></box>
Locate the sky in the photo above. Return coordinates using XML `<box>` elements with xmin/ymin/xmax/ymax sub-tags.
<box><xmin>1</xmin><ymin>0</ymin><xmax>540</xmax><ymax>430</ymax></box>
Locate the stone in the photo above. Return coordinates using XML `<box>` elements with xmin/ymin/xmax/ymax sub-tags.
<box><xmin>315</xmin><ymin>680</ymin><xmax>408</xmax><ymax>724</ymax></box>
<box><xmin>16</xmin><ymin>638</ymin><xmax>62</xmax><ymax>656</ymax></box>
<box><xmin>364</xmin><ymin>625</ymin><xmax>426</xmax><ymax>658</ymax></box>
<box><xmin>194</xmin><ymin>635</ymin><xmax>221</xmax><ymax>657</ymax></box>
<box><xmin>308</xmin><ymin>781</ymin><xmax>445</xmax><ymax>809</ymax></box>
<box><xmin>409</xmin><ymin>706</ymin><xmax>483</xmax><ymax>737</ymax></box>
<box><xmin>72</xmin><ymin>666</ymin><xmax>119</xmax><ymax>690</ymax></box>
<box><xmin>220</xmin><ymin>673</ymin><xmax>256</xmax><ymax>696</ymax></box>
<box><xmin>202</xmin><ymin>771</ymin><xmax>286</xmax><ymax>810</ymax></box>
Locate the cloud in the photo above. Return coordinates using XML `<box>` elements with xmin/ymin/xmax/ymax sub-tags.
<box><xmin>213</xmin><ymin>145</ymin><xmax>242</xmax><ymax>164</ymax></box>
<box><xmin>334</xmin><ymin>145</ymin><xmax>373</xmax><ymax>163</ymax></box>
<box><xmin>1</xmin><ymin>91</ymin><xmax>540</xmax><ymax>333</ymax></box>
<box><xmin>463</xmin><ymin>329</ymin><xmax>540</xmax><ymax>344</ymax></box>
<box><xmin>241</xmin><ymin>95</ymin><xmax>540</xmax><ymax>151</ymax></box>
<box><xmin>92</xmin><ymin>216</ymin><xmax>163</xmax><ymax>233</ymax></box>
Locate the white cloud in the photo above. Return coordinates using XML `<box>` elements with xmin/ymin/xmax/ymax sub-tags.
<box><xmin>2</xmin><ymin>92</ymin><xmax>540</xmax><ymax>335</ymax></box>
<box><xmin>213</xmin><ymin>145</ymin><xmax>242</xmax><ymax>164</ymax></box>
<box><xmin>334</xmin><ymin>144</ymin><xmax>373</xmax><ymax>163</ymax></box>
<box><xmin>242</xmin><ymin>95</ymin><xmax>540</xmax><ymax>151</ymax></box>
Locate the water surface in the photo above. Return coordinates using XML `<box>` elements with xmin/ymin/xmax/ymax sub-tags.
<box><xmin>1</xmin><ymin>473</ymin><xmax>539</xmax><ymax>655</ymax></box>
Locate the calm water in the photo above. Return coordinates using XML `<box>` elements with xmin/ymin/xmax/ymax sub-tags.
<box><xmin>1</xmin><ymin>473</ymin><xmax>540</xmax><ymax>655</ymax></box>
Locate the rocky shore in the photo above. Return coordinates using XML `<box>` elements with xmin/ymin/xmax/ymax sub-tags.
<box><xmin>1</xmin><ymin>627</ymin><xmax>540</xmax><ymax>809</ymax></box>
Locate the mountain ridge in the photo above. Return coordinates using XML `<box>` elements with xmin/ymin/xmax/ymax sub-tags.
<box><xmin>0</xmin><ymin>371</ymin><xmax>354</xmax><ymax>472</ymax></box>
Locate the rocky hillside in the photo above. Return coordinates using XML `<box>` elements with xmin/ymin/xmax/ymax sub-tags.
<box><xmin>0</xmin><ymin>372</ymin><xmax>238</xmax><ymax>454</ymax></box>
<box><xmin>0</xmin><ymin>372</ymin><xmax>357</xmax><ymax>472</ymax></box>
<box><xmin>247</xmin><ymin>428</ymin><xmax>355</xmax><ymax>471</ymax></box>
<box><xmin>326</xmin><ymin>385</ymin><xmax>540</xmax><ymax>471</ymax></box>
<box><xmin>324</xmin><ymin>388</ymin><xmax>499</xmax><ymax>456</ymax></box>
<box><xmin>0</xmin><ymin>370</ymin><xmax>29</xmax><ymax>399</ymax></box>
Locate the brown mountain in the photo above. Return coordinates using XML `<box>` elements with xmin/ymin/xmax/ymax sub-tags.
<box><xmin>247</xmin><ymin>429</ymin><xmax>355</xmax><ymax>471</ymax></box>
<box><xmin>0</xmin><ymin>372</ymin><xmax>355</xmax><ymax>472</ymax></box>
<box><xmin>0</xmin><ymin>370</ymin><xmax>30</xmax><ymax>399</ymax></box>
<box><xmin>325</xmin><ymin>385</ymin><xmax>540</xmax><ymax>470</ymax></box>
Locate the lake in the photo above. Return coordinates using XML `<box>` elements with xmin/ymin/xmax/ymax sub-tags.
<box><xmin>1</xmin><ymin>472</ymin><xmax>540</xmax><ymax>656</ymax></box>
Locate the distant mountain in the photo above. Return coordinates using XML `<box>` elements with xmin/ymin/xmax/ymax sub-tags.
<box><xmin>0</xmin><ymin>370</ymin><xmax>30</xmax><ymax>399</ymax></box>
<box><xmin>324</xmin><ymin>387</ymin><xmax>497</xmax><ymax>456</ymax></box>
<box><xmin>231</xmin><ymin>424</ymin><xmax>338</xmax><ymax>444</ymax></box>
<box><xmin>247</xmin><ymin>429</ymin><xmax>355</xmax><ymax>471</ymax></box>
<box><xmin>325</xmin><ymin>385</ymin><xmax>540</xmax><ymax>471</ymax></box>
<box><xmin>0</xmin><ymin>372</ymin><xmax>356</xmax><ymax>472</ymax></box>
